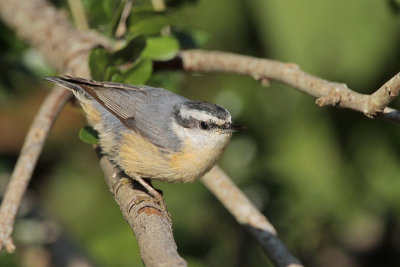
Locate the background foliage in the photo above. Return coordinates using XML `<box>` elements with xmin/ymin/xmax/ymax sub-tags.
<box><xmin>1</xmin><ymin>0</ymin><xmax>400</xmax><ymax>266</ymax></box>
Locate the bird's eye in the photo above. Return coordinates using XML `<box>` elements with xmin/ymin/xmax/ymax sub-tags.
<box><xmin>200</xmin><ymin>121</ymin><xmax>209</xmax><ymax>130</ymax></box>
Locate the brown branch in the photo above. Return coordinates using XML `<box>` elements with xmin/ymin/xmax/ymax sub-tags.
<box><xmin>175</xmin><ymin>50</ymin><xmax>400</xmax><ymax>121</ymax></box>
<box><xmin>202</xmin><ymin>167</ymin><xmax>303</xmax><ymax>267</ymax></box>
<box><xmin>99</xmin><ymin>156</ymin><xmax>186</xmax><ymax>267</ymax></box>
<box><xmin>370</xmin><ymin>73</ymin><xmax>400</xmax><ymax>114</ymax></box>
<box><xmin>0</xmin><ymin>0</ymin><xmax>109</xmax><ymax>76</ymax></box>
<box><xmin>0</xmin><ymin>0</ymin><xmax>186</xmax><ymax>265</ymax></box>
<box><xmin>0</xmin><ymin>87</ymin><xmax>71</xmax><ymax>252</ymax></box>
<box><xmin>67</xmin><ymin>0</ymin><xmax>89</xmax><ymax>31</ymax></box>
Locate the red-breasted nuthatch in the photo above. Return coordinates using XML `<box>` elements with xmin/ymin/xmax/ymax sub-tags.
<box><xmin>45</xmin><ymin>75</ymin><xmax>244</xmax><ymax>186</ymax></box>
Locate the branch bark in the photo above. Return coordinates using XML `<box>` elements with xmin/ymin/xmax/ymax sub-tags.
<box><xmin>202</xmin><ymin>167</ymin><xmax>302</xmax><ymax>267</ymax></box>
<box><xmin>0</xmin><ymin>87</ymin><xmax>71</xmax><ymax>252</ymax></box>
<box><xmin>100</xmin><ymin>156</ymin><xmax>186</xmax><ymax>267</ymax></box>
<box><xmin>170</xmin><ymin>50</ymin><xmax>400</xmax><ymax>122</ymax></box>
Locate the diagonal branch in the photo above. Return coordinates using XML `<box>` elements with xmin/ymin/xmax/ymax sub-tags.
<box><xmin>202</xmin><ymin>167</ymin><xmax>302</xmax><ymax>267</ymax></box>
<box><xmin>0</xmin><ymin>87</ymin><xmax>71</xmax><ymax>252</ymax></box>
<box><xmin>99</xmin><ymin>156</ymin><xmax>186</xmax><ymax>267</ymax></box>
<box><xmin>67</xmin><ymin>0</ymin><xmax>89</xmax><ymax>31</ymax></box>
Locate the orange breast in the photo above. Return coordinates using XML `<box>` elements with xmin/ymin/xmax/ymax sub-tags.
<box><xmin>117</xmin><ymin>132</ymin><xmax>219</xmax><ymax>183</ymax></box>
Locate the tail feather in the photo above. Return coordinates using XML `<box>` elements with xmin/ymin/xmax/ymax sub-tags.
<box><xmin>43</xmin><ymin>76</ymin><xmax>87</xmax><ymax>93</ymax></box>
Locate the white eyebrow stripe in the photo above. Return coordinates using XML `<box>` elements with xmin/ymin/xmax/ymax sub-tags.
<box><xmin>180</xmin><ymin>107</ymin><xmax>230</xmax><ymax>124</ymax></box>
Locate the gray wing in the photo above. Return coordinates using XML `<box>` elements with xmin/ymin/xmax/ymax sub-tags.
<box><xmin>46</xmin><ymin>75</ymin><xmax>186</xmax><ymax>151</ymax></box>
<box><xmin>119</xmin><ymin>86</ymin><xmax>187</xmax><ymax>152</ymax></box>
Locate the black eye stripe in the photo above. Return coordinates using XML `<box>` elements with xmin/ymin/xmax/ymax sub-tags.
<box><xmin>174</xmin><ymin>106</ymin><xmax>226</xmax><ymax>130</ymax></box>
<box><xmin>199</xmin><ymin>121</ymin><xmax>221</xmax><ymax>130</ymax></box>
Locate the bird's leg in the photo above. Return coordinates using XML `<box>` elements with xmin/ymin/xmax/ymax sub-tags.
<box><xmin>131</xmin><ymin>173</ymin><xmax>167</xmax><ymax>211</ymax></box>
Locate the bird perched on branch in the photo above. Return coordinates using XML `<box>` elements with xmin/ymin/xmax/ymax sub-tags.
<box><xmin>45</xmin><ymin>75</ymin><xmax>244</xmax><ymax>202</ymax></box>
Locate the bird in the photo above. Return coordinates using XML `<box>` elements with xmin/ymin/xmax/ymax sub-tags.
<box><xmin>44</xmin><ymin>75</ymin><xmax>244</xmax><ymax>202</ymax></box>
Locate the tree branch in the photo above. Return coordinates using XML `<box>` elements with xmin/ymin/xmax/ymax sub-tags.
<box><xmin>0</xmin><ymin>87</ymin><xmax>71</xmax><ymax>252</ymax></box>
<box><xmin>202</xmin><ymin>167</ymin><xmax>302</xmax><ymax>267</ymax></box>
<box><xmin>370</xmin><ymin>73</ymin><xmax>400</xmax><ymax>114</ymax></box>
<box><xmin>172</xmin><ymin>50</ymin><xmax>400</xmax><ymax>121</ymax></box>
<box><xmin>0</xmin><ymin>0</ymin><xmax>109</xmax><ymax>76</ymax></box>
<box><xmin>99</xmin><ymin>155</ymin><xmax>186</xmax><ymax>267</ymax></box>
<box><xmin>67</xmin><ymin>0</ymin><xmax>89</xmax><ymax>31</ymax></box>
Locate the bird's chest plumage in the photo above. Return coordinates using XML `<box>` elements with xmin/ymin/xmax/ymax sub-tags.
<box><xmin>116</xmin><ymin>131</ymin><xmax>229</xmax><ymax>183</ymax></box>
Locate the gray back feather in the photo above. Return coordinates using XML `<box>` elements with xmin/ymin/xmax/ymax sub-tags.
<box><xmin>44</xmin><ymin>76</ymin><xmax>188</xmax><ymax>151</ymax></box>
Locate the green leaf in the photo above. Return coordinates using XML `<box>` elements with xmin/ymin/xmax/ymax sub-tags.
<box><xmin>128</xmin><ymin>11</ymin><xmax>173</xmax><ymax>37</ymax></box>
<box><xmin>89</xmin><ymin>47</ymin><xmax>109</xmax><ymax>80</ymax></box>
<box><xmin>123</xmin><ymin>59</ymin><xmax>153</xmax><ymax>84</ymax></box>
<box><xmin>110</xmin><ymin>36</ymin><xmax>146</xmax><ymax>65</ymax></box>
<box><xmin>104</xmin><ymin>66</ymin><xmax>119</xmax><ymax>81</ymax></box>
<box><xmin>111</xmin><ymin>73</ymin><xmax>125</xmax><ymax>83</ymax></box>
<box><xmin>102</xmin><ymin>0</ymin><xmax>118</xmax><ymax>18</ymax></box>
<box><xmin>81</xmin><ymin>0</ymin><xmax>120</xmax><ymax>33</ymax></box>
<box><xmin>79</xmin><ymin>126</ymin><xmax>99</xmax><ymax>145</ymax></box>
<box><xmin>141</xmin><ymin>36</ymin><xmax>180</xmax><ymax>61</ymax></box>
<box><xmin>109</xmin><ymin>1</ymin><xmax>126</xmax><ymax>36</ymax></box>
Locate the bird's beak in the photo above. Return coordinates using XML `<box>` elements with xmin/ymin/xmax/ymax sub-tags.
<box><xmin>222</xmin><ymin>123</ymin><xmax>246</xmax><ymax>133</ymax></box>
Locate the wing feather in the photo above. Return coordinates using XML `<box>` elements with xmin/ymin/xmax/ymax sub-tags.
<box><xmin>48</xmin><ymin>75</ymin><xmax>184</xmax><ymax>150</ymax></box>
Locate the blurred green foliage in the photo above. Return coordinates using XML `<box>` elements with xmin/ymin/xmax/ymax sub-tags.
<box><xmin>79</xmin><ymin>126</ymin><xmax>99</xmax><ymax>145</ymax></box>
<box><xmin>1</xmin><ymin>0</ymin><xmax>400</xmax><ymax>266</ymax></box>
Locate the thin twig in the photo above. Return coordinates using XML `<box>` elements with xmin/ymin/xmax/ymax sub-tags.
<box><xmin>0</xmin><ymin>87</ymin><xmax>71</xmax><ymax>252</ymax></box>
<box><xmin>202</xmin><ymin>167</ymin><xmax>303</xmax><ymax>267</ymax></box>
<box><xmin>67</xmin><ymin>0</ymin><xmax>89</xmax><ymax>31</ymax></box>
<box><xmin>175</xmin><ymin>50</ymin><xmax>400</xmax><ymax>122</ymax></box>
<box><xmin>115</xmin><ymin>0</ymin><xmax>133</xmax><ymax>39</ymax></box>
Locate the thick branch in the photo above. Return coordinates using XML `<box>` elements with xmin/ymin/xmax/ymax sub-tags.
<box><xmin>174</xmin><ymin>50</ymin><xmax>400</xmax><ymax>121</ymax></box>
<box><xmin>0</xmin><ymin>0</ymin><xmax>108</xmax><ymax>76</ymax></box>
<box><xmin>100</xmin><ymin>156</ymin><xmax>186</xmax><ymax>267</ymax></box>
